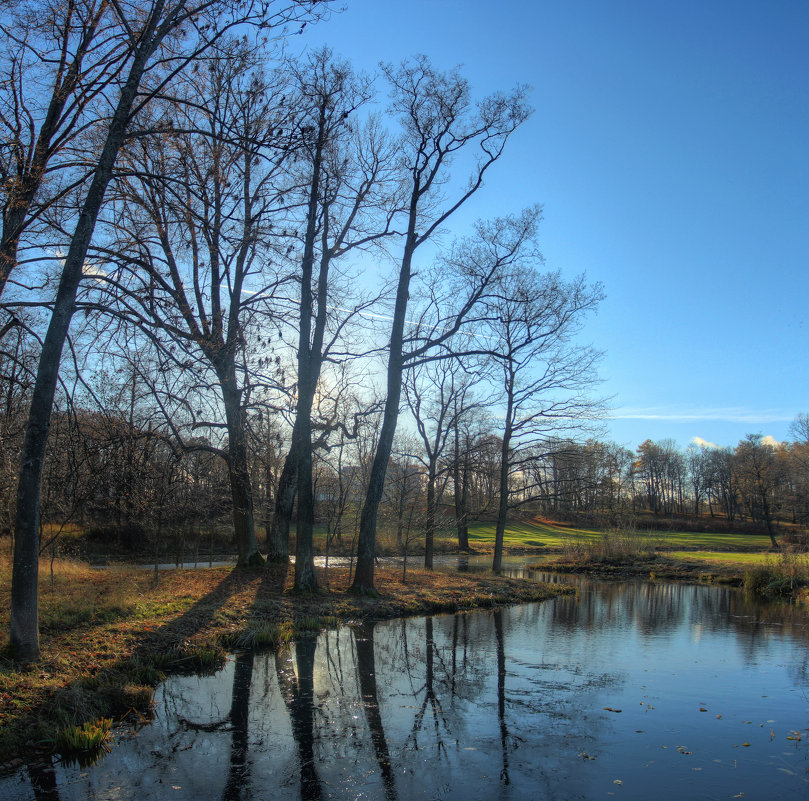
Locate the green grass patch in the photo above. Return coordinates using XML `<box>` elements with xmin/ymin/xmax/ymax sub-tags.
<box><xmin>57</xmin><ymin>717</ymin><xmax>113</xmax><ymax>765</ymax></box>
<box><xmin>667</xmin><ymin>551</ymin><xmax>772</xmax><ymax>566</ymax></box>
<box><xmin>466</xmin><ymin>520</ymin><xmax>774</xmax><ymax>552</ymax></box>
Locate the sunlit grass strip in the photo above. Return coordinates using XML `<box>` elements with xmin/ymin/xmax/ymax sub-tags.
<box><xmin>667</xmin><ymin>551</ymin><xmax>772</xmax><ymax>565</ymax></box>
<box><xmin>466</xmin><ymin>521</ymin><xmax>774</xmax><ymax>551</ymax></box>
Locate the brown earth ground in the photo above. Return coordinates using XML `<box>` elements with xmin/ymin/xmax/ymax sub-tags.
<box><xmin>0</xmin><ymin>559</ymin><xmax>570</xmax><ymax>766</ymax></box>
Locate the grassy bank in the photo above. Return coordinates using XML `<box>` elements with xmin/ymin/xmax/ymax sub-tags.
<box><xmin>0</xmin><ymin>555</ymin><xmax>570</xmax><ymax>766</ymax></box>
<box><xmin>539</xmin><ymin>527</ymin><xmax>809</xmax><ymax>600</ymax></box>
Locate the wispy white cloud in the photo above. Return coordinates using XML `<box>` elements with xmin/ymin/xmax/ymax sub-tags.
<box><xmin>611</xmin><ymin>406</ymin><xmax>794</xmax><ymax>424</ymax></box>
<box><xmin>691</xmin><ymin>436</ymin><xmax>718</xmax><ymax>449</ymax></box>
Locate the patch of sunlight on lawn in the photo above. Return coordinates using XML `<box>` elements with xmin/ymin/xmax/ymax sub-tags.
<box><xmin>667</xmin><ymin>551</ymin><xmax>770</xmax><ymax>565</ymax></box>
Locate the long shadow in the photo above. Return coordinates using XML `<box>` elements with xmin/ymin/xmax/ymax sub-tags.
<box><xmin>129</xmin><ymin>566</ymin><xmax>276</xmax><ymax>664</ymax></box>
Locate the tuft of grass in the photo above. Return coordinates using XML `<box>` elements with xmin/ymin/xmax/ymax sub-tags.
<box><xmin>227</xmin><ymin>621</ymin><xmax>293</xmax><ymax>650</ymax></box>
<box><xmin>150</xmin><ymin>642</ymin><xmax>225</xmax><ymax>674</ymax></box>
<box><xmin>294</xmin><ymin>615</ymin><xmax>324</xmax><ymax>632</ymax></box>
<box><xmin>57</xmin><ymin>717</ymin><xmax>113</xmax><ymax>765</ymax></box>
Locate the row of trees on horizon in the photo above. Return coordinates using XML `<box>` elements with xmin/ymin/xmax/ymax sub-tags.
<box><xmin>2</xmin><ymin>354</ymin><xmax>806</xmax><ymax>563</ymax></box>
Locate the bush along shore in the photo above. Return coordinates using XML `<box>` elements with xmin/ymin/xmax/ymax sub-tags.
<box><xmin>543</xmin><ymin>531</ymin><xmax>809</xmax><ymax>601</ymax></box>
<box><xmin>0</xmin><ymin>559</ymin><xmax>572</xmax><ymax>767</ymax></box>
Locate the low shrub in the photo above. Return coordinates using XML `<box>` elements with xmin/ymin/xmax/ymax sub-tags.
<box><xmin>561</xmin><ymin>527</ymin><xmax>660</xmax><ymax>565</ymax></box>
<box><xmin>744</xmin><ymin>554</ymin><xmax>809</xmax><ymax>599</ymax></box>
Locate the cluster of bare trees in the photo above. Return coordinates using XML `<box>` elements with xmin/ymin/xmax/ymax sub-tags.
<box><xmin>1</xmin><ymin>0</ymin><xmax>607</xmax><ymax>660</ymax></box>
<box><xmin>524</xmin><ymin>429</ymin><xmax>809</xmax><ymax>547</ymax></box>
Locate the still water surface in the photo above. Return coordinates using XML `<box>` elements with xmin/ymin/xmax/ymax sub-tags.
<box><xmin>3</xmin><ymin>576</ymin><xmax>809</xmax><ymax>800</ymax></box>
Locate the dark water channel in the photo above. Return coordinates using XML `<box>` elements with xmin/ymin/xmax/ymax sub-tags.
<box><xmin>4</xmin><ymin>575</ymin><xmax>809</xmax><ymax>800</ymax></box>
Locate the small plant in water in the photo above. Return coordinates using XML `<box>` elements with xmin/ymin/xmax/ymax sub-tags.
<box><xmin>57</xmin><ymin>718</ymin><xmax>113</xmax><ymax>765</ymax></box>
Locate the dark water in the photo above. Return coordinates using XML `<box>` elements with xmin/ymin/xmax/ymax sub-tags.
<box><xmin>3</xmin><ymin>578</ymin><xmax>809</xmax><ymax>800</ymax></box>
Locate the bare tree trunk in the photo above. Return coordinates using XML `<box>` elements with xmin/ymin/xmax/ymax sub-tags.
<box><xmin>352</xmin><ymin>244</ymin><xmax>413</xmax><ymax>593</ymax></box>
<box><xmin>267</xmin><ymin>448</ymin><xmax>296</xmax><ymax>562</ymax></box>
<box><xmin>294</xmin><ymin>394</ymin><xmax>318</xmax><ymax>590</ymax></box>
<box><xmin>423</xmin><ymin>458</ymin><xmax>437</xmax><ymax>570</ymax></box>
<box><xmin>453</xmin><ymin>423</ymin><xmax>470</xmax><ymax>552</ymax></box>
<box><xmin>219</xmin><ymin>369</ymin><xmax>263</xmax><ymax>568</ymax></box>
<box><xmin>492</xmin><ymin>393</ymin><xmax>514</xmax><ymax>573</ymax></box>
<box><xmin>10</xmin><ymin>28</ymin><xmax>160</xmax><ymax>659</ymax></box>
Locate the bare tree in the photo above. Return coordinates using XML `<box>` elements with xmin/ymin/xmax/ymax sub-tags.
<box><xmin>282</xmin><ymin>49</ymin><xmax>395</xmax><ymax>591</ymax></box>
<box><xmin>9</xmin><ymin>0</ymin><xmax>329</xmax><ymax>662</ymax></box>
<box><xmin>348</xmin><ymin>54</ymin><xmax>533</xmax><ymax>594</ymax></box>
<box><xmin>98</xmin><ymin>43</ymin><xmax>295</xmax><ymax>568</ymax></box>
<box><xmin>734</xmin><ymin>433</ymin><xmax>783</xmax><ymax>548</ymax></box>
<box><xmin>405</xmin><ymin>358</ymin><xmax>471</xmax><ymax>568</ymax></box>
<box><xmin>485</xmin><ymin>267</ymin><xmax>603</xmax><ymax>572</ymax></box>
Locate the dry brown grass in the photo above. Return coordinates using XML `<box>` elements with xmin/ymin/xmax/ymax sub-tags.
<box><xmin>0</xmin><ymin>556</ymin><xmax>570</xmax><ymax>763</ymax></box>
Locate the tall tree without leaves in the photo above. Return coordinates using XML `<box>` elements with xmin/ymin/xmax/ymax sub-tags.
<box><xmin>99</xmin><ymin>42</ymin><xmax>296</xmax><ymax>569</ymax></box>
<box><xmin>281</xmin><ymin>50</ymin><xmax>395</xmax><ymax>591</ymax></box>
<box><xmin>486</xmin><ymin>267</ymin><xmax>603</xmax><ymax>572</ymax></box>
<box><xmin>351</xmin><ymin>58</ymin><xmax>530</xmax><ymax>593</ymax></box>
<box><xmin>9</xmin><ymin>0</ymin><xmax>328</xmax><ymax>662</ymax></box>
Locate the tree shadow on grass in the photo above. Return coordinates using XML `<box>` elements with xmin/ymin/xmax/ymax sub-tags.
<box><xmin>129</xmin><ymin>561</ymin><xmax>292</xmax><ymax>664</ymax></box>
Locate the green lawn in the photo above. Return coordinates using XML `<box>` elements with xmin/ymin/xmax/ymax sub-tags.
<box><xmin>666</xmin><ymin>550</ymin><xmax>773</xmax><ymax>566</ymax></box>
<box><xmin>466</xmin><ymin>520</ymin><xmax>774</xmax><ymax>552</ymax></box>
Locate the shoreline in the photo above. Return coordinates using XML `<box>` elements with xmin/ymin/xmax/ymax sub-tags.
<box><xmin>0</xmin><ymin>561</ymin><xmax>571</xmax><ymax>766</ymax></box>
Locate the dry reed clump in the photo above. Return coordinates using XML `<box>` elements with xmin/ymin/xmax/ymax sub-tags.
<box><xmin>744</xmin><ymin>553</ymin><xmax>809</xmax><ymax>599</ymax></box>
<box><xmin>561</xmin><ymin>528</ymin><xmax>661</xmax><ymax>565</ymax></box>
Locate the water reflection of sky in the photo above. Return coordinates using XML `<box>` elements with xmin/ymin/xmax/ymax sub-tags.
<box><xmin>4</xmin><ymin>579</ymin><xmax>809</xmax><ymax>800</ymax></box>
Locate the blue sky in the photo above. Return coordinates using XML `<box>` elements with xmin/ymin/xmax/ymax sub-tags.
<box><xmin>298</xmin><ymin>0</ymin><xmax>809</xmax><ymax>451</ymax></box>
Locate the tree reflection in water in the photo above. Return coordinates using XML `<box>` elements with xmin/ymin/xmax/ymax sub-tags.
<box><xmin>27</xmin><ymin>754</ymin><xmax>61</xmax><ymax>801</ymax></box>
<box><xmin>275</xmin><ymin>637</ymin><xmax>322</xmax><ymax>800</ymax></box>
<box><xmin>354</xmin><ymin>624</ymin><xmax>398</xmax><ymax>801</ymax></box>
<box><xmin>493</xmin><ymin>609</ymin><xmax>509</xmax><ymax>785</ymax></box>
<box><xmin>222</xmin><ymin>651</ymin><xmax>255</xmax><ymax>801</ymax></box>
<box><xmin>4</xmin><ymin>580</ymin><xmax>809</xmax><ymax>801</ymax></box>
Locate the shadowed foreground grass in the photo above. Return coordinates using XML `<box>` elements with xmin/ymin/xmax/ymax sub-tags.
<box><xmin>0</xmin><ymin>555</ymin><xmax>570</xmax><ymax>765</ymax></box>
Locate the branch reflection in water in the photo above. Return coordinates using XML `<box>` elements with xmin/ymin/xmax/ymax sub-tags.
<box><xmin>3</xmin><ymin>579</ymin><xmax>809</xmax><ymax>800</ymax></box>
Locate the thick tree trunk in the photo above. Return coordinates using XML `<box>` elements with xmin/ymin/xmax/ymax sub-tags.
<box><xmin>9</xmin><ymin>30</ymin><xmax>159</xmax><ymax>659</ymax></box>
<box><xmin>219</xmin><ymin>372</ymin><xmax>263</xmax><ymax>568</ymax></box>
<box><xmin>266</xmin><ymin>447</ymin><xmax>296</xmax><ymax>562</ymax></box>
<box><xmin>453</xmin><ymin>428</ymin><xmax>470</xmax><ymax>551</ymax></box>
<box><xmin>294</xmin><ymin>393</ymin><xmax>318</xmax><ymax>591</ymax></box>
<box><xmin>352</xmin><ymin>240</ymin><xmax>415</xmax><ymax>593</ymax></box>
<box><xmin>423</xmin><ymin>459</ymin><xmax>437</xmax><ymax>570</ymax></box>
<box><xmin>492</xmin><ymin>392</ymin><xmax>514</xmax><ymax>573</ymax></box>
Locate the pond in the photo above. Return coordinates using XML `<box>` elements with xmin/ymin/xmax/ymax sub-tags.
<box><xmin>3</xmin><ymin>576</ymin><xmax>809</xmax><ymax>800</ymax></box>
